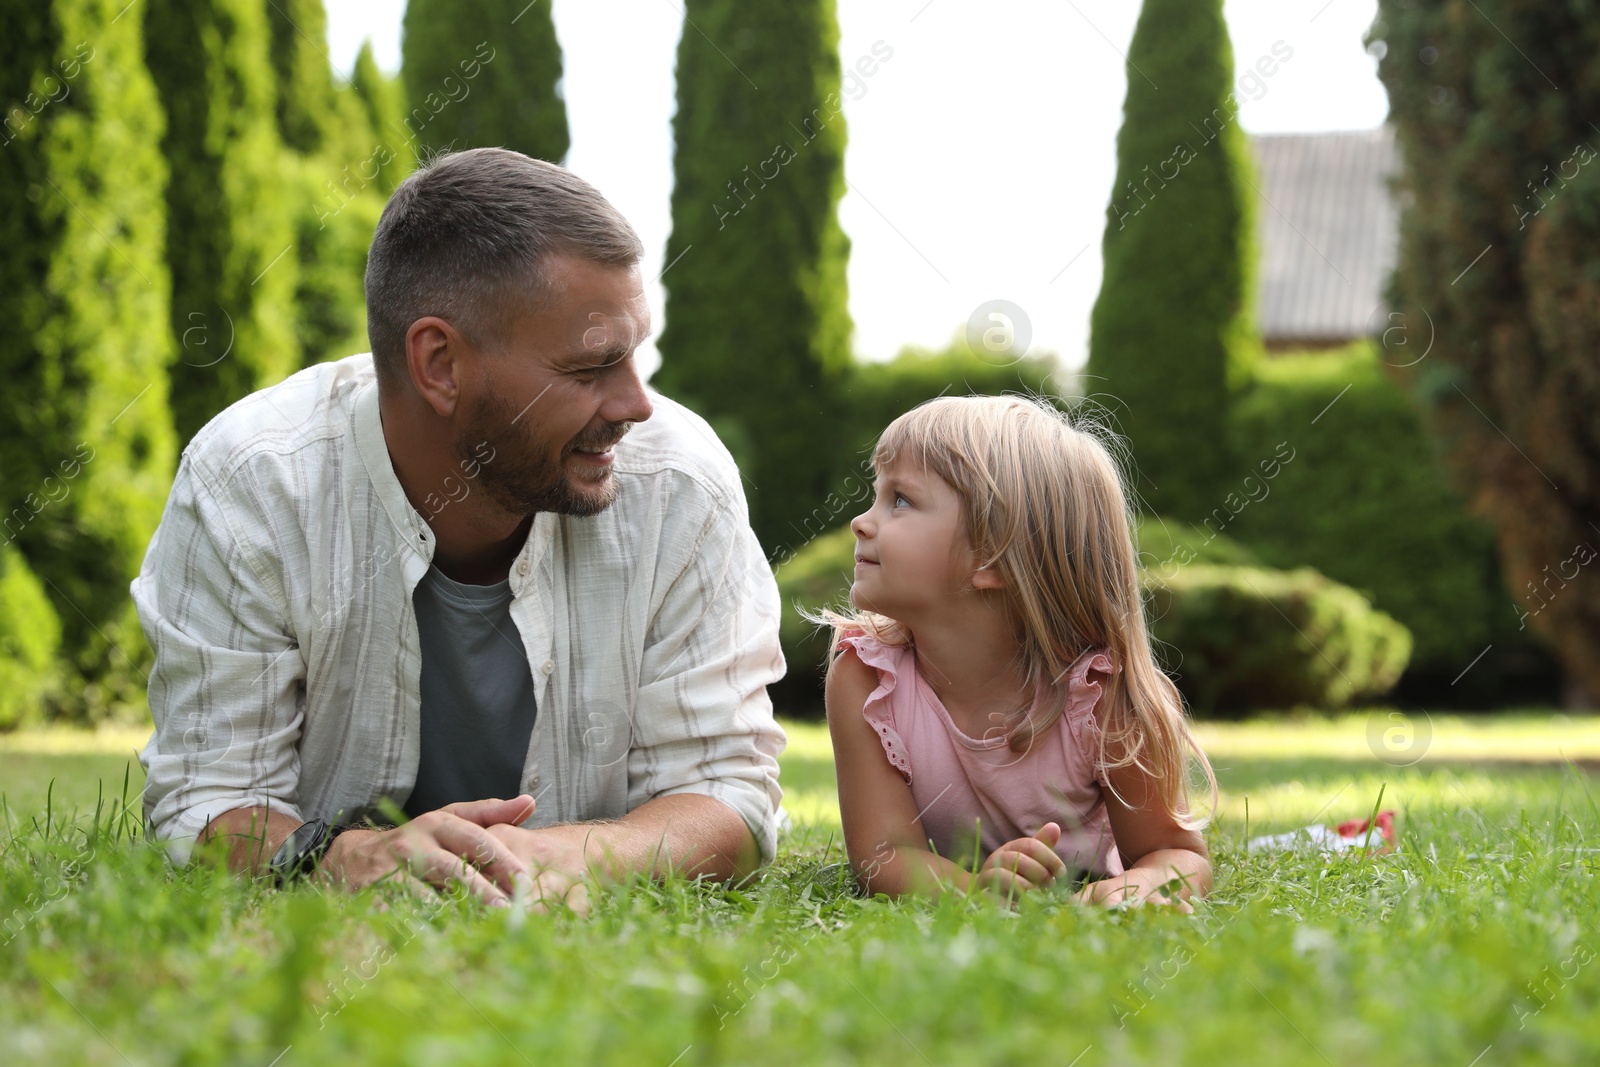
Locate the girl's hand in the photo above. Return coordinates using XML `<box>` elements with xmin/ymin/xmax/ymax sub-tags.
<box><xmin>974</xmin><ymin>822</ymin><xmax>1067</xmax><ymax>898</ymax></box>
<box><xmin>1074</xmin><ymin>866</ymin><xmax>1195</xmax><ymax>913</ymax></box>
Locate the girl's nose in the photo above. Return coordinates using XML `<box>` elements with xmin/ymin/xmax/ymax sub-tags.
<box><xmin>850</xmin><ymin>510</ymin><xmax>872</xmax><ymax>538</ymax></box>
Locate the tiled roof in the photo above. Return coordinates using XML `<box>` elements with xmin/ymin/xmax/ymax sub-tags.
<box><xmin>1250</xmin><ymin>127</ymin><xmax>1398</xmax><ymax>344</ymax></box>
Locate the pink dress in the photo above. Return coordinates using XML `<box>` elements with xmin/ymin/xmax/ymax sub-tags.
<box><xmin>839</xmin><ymin>630</ymin><xmax>1125</xmax><ymax>879</ymax></box>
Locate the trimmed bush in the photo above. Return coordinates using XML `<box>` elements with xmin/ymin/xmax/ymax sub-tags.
<box><xmin>771</xmin><ymin>520</ymin><xmax>1409</xmax><ymax>718</ymax></box>
<box><xmin>1134</xmin><ymin>516</ymin><xmax>1260</xmax><ymax>571</ymax></box>
<box><xmin>774</xmin><ymin>526</ymin><xmax>856</xmax><ymax>698</ymax></box>
<box><xmin>1146</xmin><ymin>564</ymin><xmax>1412</xmax><ymax>715</ymax></box>
<box><xmin>0</xmin><ymin>545</ymin><xmax>63</xmax><ymax>730</ymax></box>
<box><xmin>1226</xmin><ymin>342</ymin><xmax>1553</xmax><ymax>698</ymax></box>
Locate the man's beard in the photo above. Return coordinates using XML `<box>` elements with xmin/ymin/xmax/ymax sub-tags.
<box><xmin>456</xmin><ymin>389</ymin><xmax>632</xmax><ymax>518</ymax></box>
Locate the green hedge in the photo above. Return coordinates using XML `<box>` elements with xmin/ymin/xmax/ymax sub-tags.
<box><xmin>828</xmin><ymin>342</ymin><xmax>1059</xmax><ymax>488</ymax></box>
<box><xmin>1146</xmin><ymin>564</ymin><xmax>1412</xmax><ymax>715</ymax></box>
<box><xmin>1225</xmin><ymin>343</ymin><xmax>1549</xmax><ymax>691</ymax></box>
<box><xmin>773</xmin><ymin>524</ymin><xmax>1411</xmax><ymax>717</ymax></box>
<box><xmin>765</xmin><ymin>341</ymin><xmax>1060</xmax><ymax>567</ymax></box>
<box><xmin>0</xmin><ymin>544</ymin><xmax>62</xmax><ymax>730</ymax></box>
<box><xmin>1134</xmin><ymin>517</ymin><xmax>1259</xmax><ymax>570</ymax></box>
<box><xmin>770</xmin><ymin>342</ymin><xmax>1550</xmax><ymax>714</ymax></box>
<box><xmin>774</xmin><ymin>525</ymin><xmax>855</xmax><ymax>697</ymax></box>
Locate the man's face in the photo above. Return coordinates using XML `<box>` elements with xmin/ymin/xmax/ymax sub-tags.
<box><xmin>457</xmin><ymin>253</ymin><xmax>654</xmax><ymax>518</ymax></box>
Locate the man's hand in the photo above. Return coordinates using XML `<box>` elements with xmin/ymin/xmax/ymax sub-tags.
<box><xmin>483</xmin><ymin>822</ymin><xmax>604</xmax><ymax>916</ymax></box>
<box><xmin>973</xmin><ymin>822</ymin><xmax>1067</xmax><ymax>900</ymax></box>
<box><xmin>315</xmin><ymin>795</ymin><xmax>537</xmax><ymax>907</ymax></box>
<box><xmin>1074</xmin><ymin>865</ymin><xmax>1195</xmax><ymax>913</ymax></box>
<box><xmin>477</xmin><ymin>793</ymin><xmax>760</xmax><ymax>917</ymax></box>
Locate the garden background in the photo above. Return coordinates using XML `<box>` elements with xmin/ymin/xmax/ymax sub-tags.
<box><xmin>4</xmin><ymin>0</ymin><xmax>1600</xmax><ymax>1063</ymax></box>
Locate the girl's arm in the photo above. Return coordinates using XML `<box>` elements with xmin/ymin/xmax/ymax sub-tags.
<box><xmin>1079</xmin><ymin>748</ymin><xmax>1213</xmax><ymax>911</ymax></box>
<box><xmin>826</xmin><ymin>646</ymin><xmax>1060</xmax><ymax>899</ymax></box>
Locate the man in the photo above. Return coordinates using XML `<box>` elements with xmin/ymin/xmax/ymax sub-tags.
<box><xmin>133</xmin><ymin>148</ymin><xmax>787</xmax><ymax>912</ymax></box>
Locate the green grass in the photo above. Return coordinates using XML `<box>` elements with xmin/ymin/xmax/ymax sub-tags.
<box><xmin>4</xmin><ymin>713</ymin><xmax>1599</xmax><ymax>1066</ymax></box>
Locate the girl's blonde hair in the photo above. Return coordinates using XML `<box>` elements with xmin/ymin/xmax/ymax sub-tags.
<box><xmin>819</xmin><ymin>393</ymin><xmax>1217</xmax><ymax>832</ymax></box>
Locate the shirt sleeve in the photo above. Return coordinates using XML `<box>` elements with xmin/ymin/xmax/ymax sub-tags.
<box><xmin>131</xmin><ymin>453</ymin><xmax>306</xmax><ymax>864</ymax></box>
<box><xmin>627</xmin><ymin>485</ymin><xmax>788</xmax><ymax>865</ymax></box>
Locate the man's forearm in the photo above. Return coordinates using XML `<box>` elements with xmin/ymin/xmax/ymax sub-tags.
<box><xmin>200</xmin><ymin>794</ymin><xmax>764</xmax><ymax>891</ymax></box>
<box><xmin>534</xmin><ymin>793</ymin><xmax>762</xmax><ymax>884</ymax></box>
<box><xmin>199</xmin><ymin>806</ymin><xmax>303</xmax><ymax>877</ymax></box>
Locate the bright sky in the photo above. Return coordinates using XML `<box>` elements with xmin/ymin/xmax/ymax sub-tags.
<box><xmin>325</xmin><ymin>0</ymin><xmax>1388</xmax><ymax>379</ymax></box>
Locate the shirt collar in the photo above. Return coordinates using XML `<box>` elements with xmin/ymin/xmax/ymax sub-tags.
<box><xmin>351</xmin><ymin>376</ymin><xmax>555</xmax><ymax>593</ymax></box>
<box><xmin>353</xmin><ymin>377</ymin><xmax>435</xmax><ymax>562</ymax></box>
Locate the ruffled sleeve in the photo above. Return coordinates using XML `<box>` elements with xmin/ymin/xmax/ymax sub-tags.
<box><xmin>1058</xmin><ymin>646</ymin><xmax>1120</xmax><ymax>787</ymax></box>
<box><xmin>836</xmin><ymin>629</ymin><xmax>915</xmax><ymax>783</ymax></box>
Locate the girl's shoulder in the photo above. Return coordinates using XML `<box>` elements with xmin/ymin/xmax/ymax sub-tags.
<box><xmin>835</xmin><ymin>625</ymin><xmax>902</xmax><ymax>656</ymax></box>
<box><xmin>833</xmin><ymin>628</ymin><xmax>915</xmax><ymax>694</ymax></box>
<box><xmin>830</xmin><ymin>628</ymin><xmax>917</xmax><ymax>781</ymax></box>
<box><xmin>1052</xmin><ymin>645</ymin><xmax>1121</xmax><ymax>786</ymax></box>
<box><xmin>1058</xmin><ymin>645</ymin><xmax>1119</xmax><ymax>720</ymax></box>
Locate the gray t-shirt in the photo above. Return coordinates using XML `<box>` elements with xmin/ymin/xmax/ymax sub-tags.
<box><xmin>402</xmin><ymin>563</ymin><xmax>537</xmax><ymax>819</ymax></box>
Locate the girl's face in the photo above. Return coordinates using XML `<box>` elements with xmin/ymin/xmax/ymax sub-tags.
<box><xmin>848</xmin><ymin>460</ymin><xmax>979</xmax><ymax>619</ymax></box>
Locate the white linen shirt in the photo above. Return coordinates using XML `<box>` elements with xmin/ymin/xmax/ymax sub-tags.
<box><xmin>133</xmin><ymin>352</ymin><xmax>788</xmax><ymax>864</ymax></box>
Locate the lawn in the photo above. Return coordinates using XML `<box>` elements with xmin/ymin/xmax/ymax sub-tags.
<box><xmin>3</xmin><ymin>711</ymin><xmax>1598</xmax><ymax>1066</ymax></box>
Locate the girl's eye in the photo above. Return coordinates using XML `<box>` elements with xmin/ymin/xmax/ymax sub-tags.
<box><xmin>893</xmin><ymin>493</ymin><xmax>910</xmax><ymax>508</ymax></box>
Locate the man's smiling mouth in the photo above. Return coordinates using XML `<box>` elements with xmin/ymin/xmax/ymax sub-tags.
<box><xmin>570</xmin><ymin>426</ymin><xmax>629</xmax><ymax>458</ymax></box>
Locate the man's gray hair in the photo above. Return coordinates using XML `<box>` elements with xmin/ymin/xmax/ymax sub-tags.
<box><xmin>364</xmin><ymin>147</ymin><xmax>643</xmax><ymax>391</ymax></box>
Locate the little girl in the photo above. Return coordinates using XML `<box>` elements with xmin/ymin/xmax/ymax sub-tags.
<box><xmin>819</xmin><ymin>394</ymin><xmax>1217</xmax><ymax>909</ymax></box>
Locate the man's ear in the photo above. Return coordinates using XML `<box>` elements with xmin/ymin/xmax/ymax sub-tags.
<box><xmin>404</xmin><ymin>316</ymin><xmax>466</xmax><ymax>417</ymax></box>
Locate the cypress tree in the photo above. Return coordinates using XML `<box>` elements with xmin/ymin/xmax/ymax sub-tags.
<box><xmin>271</xmin><ymin>6</ymin><xmax>395</xmax><ymax>370</ymax></box>
<box><xmin>1372</xmin><ymin>0</ymin><xmax>1600</xmax><ymax>702</ymax></box>
<box><xmin>288</xmin><ymin>147</ymin><xmax>384</xmax><ymax>370</ymax></box>
<box><xmin>654</xmin><ymin>0</ymin><xmax>854</xmax><ymax>555</ymax></box>
<box><xmin>401</xmin><ymin>0</ymin><xmax>570</xmax><ymax>163</ymax></box>
<box><xmin>145</xmin><ymin>0</ymin><xmax>300</xmax><ymax>446</ymax></box>
<box><xmin>0</xmin><ymin>0</ymin><xmax>179</xmax><ymax>721</ymax></box>
<box><xmin>1086</xmin><ymin>0</ymin><xmax>1259</xmax><ymax>522</ymax></box>
<box><xmin>266</xmin><ymin>0</ymin><xmax>364</xmax><ymax>370</ymax></box>
<box><xmin>0</xmin><ymin>544</ymin><xmax>62</xmax><ymax>728</ymax></box>
<box><xmin>267</xmin><ymin>0</ymin><xmax>335</xmax><ymax>153</ymax></box>
<box><xmin>350</xmin><ymin>40</ymin><xmax>415</xmax><ymax>195</ymax></box>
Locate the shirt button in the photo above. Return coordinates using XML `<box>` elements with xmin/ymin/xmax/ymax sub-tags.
<box><xmin>517</xmin><ymin>559</ymin><xmax>530</xmax><ymax>576</ymax></box>
<box><xmin>530</xmin><ymin>775</ymin><xmax>542</xmax><ymax>791</ymax></box>
<box><xmin>542</xmin><ymin>660</ymin><xmax>554</xmax><ymax>675</ymax></box>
